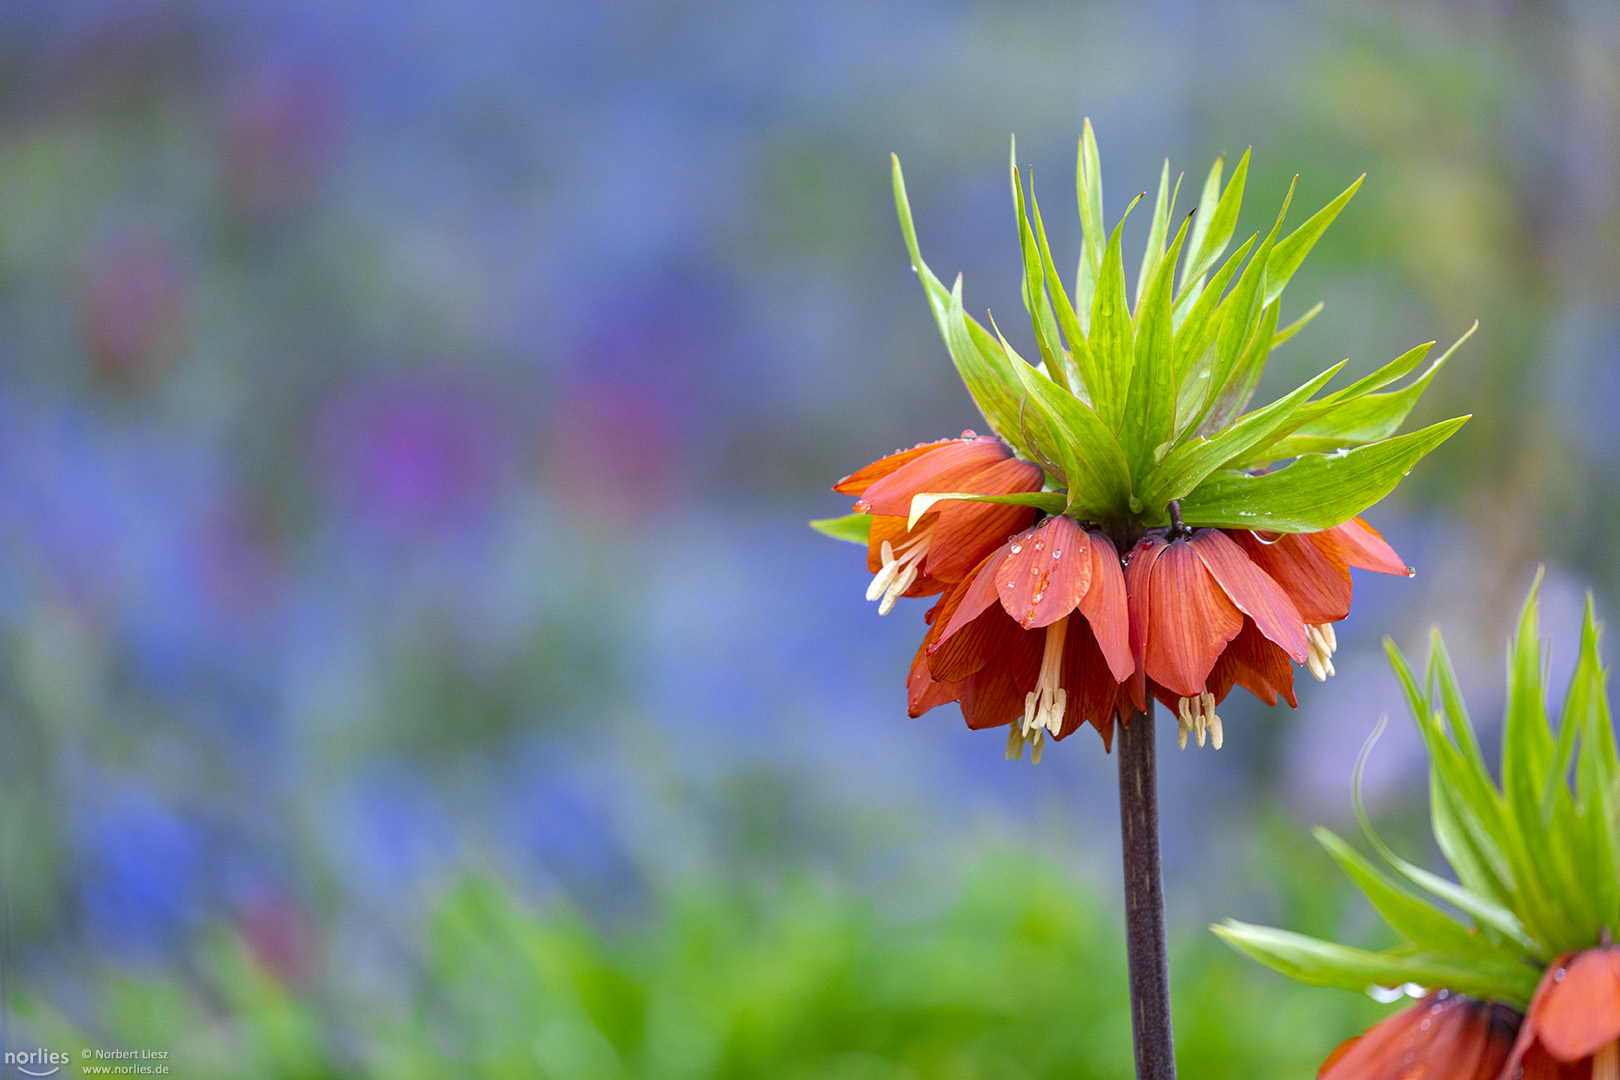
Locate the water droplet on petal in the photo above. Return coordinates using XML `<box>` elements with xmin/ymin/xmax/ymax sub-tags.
<box><xmin>1052</xmin><ymin>550</ymin><xmax>1062</xmax><ymax>559</ymax></box>
<box><xmin>1033</xmin><ymin>591</ymin><xmax>1044</xmax><ymax>603</ymax></box>
<box><xmin>1553</xmin><ymin>967</ymin><xmax>1567</xmax><ymax>982</ymax></box>
<box><xmin>1010</xmin><ymin>543</ymin><xmax>1022</xmax><ymax>554</ymax></box>
<box><xmin>1034</xmin><ymin>540</ymin><xmax>1044</xmax><ymax>551</ymax></box>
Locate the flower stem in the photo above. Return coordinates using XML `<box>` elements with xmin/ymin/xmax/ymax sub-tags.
<box><xmin>1117</xmin><ymin>699</ymin><xmax>1176</xmax><ymax>1080</ymax></box>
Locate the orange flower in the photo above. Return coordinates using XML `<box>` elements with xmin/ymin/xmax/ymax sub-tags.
<box><xmin>834</xmin><ymin>433</ymin><xmax>1043</xmax><ymax>613</ymax></box>
<box><xmin>1501</xmin><ymin>947</ymin><xmax>1620</xmax><ymax>1079</ymax></box>
<box><xmin>907</xmin><ymin>514</ymin><xmax>1134</xmax><ymax>759</ymax></box>
<box><xmin>1316</xmin><ymin>992</ymin><xmax>1520</xmax><ymax>1080</ymax></box>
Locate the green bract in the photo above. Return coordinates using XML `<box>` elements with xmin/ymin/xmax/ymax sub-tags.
<box><xmin>891</xmin><ymin>121</ymin><xmax>1471</xmax><ymax>533</ymax></box>
<box><xmin>1216</xmin><ymin>573</ymin><xmax>1620</xmax><ymax>1008</ymax></box>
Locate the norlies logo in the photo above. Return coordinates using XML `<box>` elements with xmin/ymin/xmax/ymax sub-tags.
<box><xmin>4</xmin><ymin>1049</ymin><xmax>68</xmax><ymax>1077</ymax></box>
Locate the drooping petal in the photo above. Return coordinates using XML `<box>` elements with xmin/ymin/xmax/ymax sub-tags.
<box><xmin>929</xmin><ymin>550</ymin><xmax>1007</xmax><ymax>654</ymax></box>
<box><xmin>1077</xmin><ymin>530</ymin><xmax>1134</xmax><ymax>683</ymax></box>
<box><xmin>1320</xmin><ymin>516</ymin><xmax>1410</xmax><ymax>577</ymax></box>
<box><xmin>865</xmin><ymin>515</ymin><xmax>909</xmax><ymax>574</ymax></box>
<box><xmin>854</xmin><ymin>437</ymin><xmax>1010</xmax><ymax>516</ymax></box>
<box><xmin>1532</xmin><ymin>948</ymin><xmax>1620</xmax><ymax>1063</ymax></box>
<box><xmin>1207</xmin><ymin>620</ymin><xmax>1298</xmax><ymax>708</ymax></box>
<box><xmin>958</xmin><ymin>626</ymin><xmax>1043</xmax><ymax>730</ymax></box>
<box><xmin>993</xmin><ymin>515</ymin><xmax>1093</xmax><ymax>629</ymax></box>
<box><xmin>1144</xmin><ymin>537</ymin><xmax>1243</xmax><ymax>699</ymax></box>
<box><xmin>1124</xmin><ymin>534</ymin><xmax>1167</xmax><ymax>713</ymax></box>
<box><xmin>834</xmin><ymin>436</ymin><xmax>961</xmax><ymax>495</ymax></box>
<box><xmin>1194</xmin><ymin>530</ymin><xmax>1310</xmax><ymax>662</ymax></box>
<box><xmin>1235</xmin><ymin>530</ymin><xmax>1352</xmax><ymax>624</ymax></box>
<box><xmin>1059</xmin><ymin>618</ymin><xmax>1122</xmax><ymax>748</ymax></box>
<box><xmin>1319</xmin><ymin>995</ymin><xmax>1520</xmax><ymax>1080</ymax></box>
<box><xmin>923</xmin><ymin>456</ymin><xmax>1043</xmax><ymax>581</ymax></box>
<box><xmin>907</xmin><ymin>636</ymin><xmax>962</xmax><ymax>717</ymax></box>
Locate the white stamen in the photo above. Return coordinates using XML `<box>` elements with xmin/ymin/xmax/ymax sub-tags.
<box><xmin>1306</xmin><ymin>622</ymin><xmax>1339</xmax><ymax>681</ymax></box>
<box><xmin>1596</xmin><ymin>1040</ymin><xmax>1619</xmax><ymax>1080</ymax></box>
<box><xmin>1175</xmin><ymin>691</ymin><xmax>1224</xmax><ymax>750</ymax></box>
<box><xmin>1005</xmin><ymin>722</ymin><xmax>1045</xmax><ymax>763</ymax></box>
<box><xmin>866</xmin><ymin>532</ymin><xmax>932</xmax><ymax>615</ymax></box>
<box><xmin>1022</xmin><ymin>617</ymin><xmax>1070</xmax><ymax>743</ymax></box>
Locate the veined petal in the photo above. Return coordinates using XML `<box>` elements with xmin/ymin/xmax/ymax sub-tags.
<box><xmin>1234</xmin><ymin>530</ymin><xmax>1351</xmax><ymax>624</ymax></box>
<box><xmin>834</xmin><ymin>436</ymin><xmax>962</xmax><ymax>495</ymax></box>
<box><xmin>1124</xmin><ymin>534</ymin><xmax>1167</xmax><ymax>712</ymax></box>
<box><xmin>1321</xmin><ymin>515</ymin><xmax>1410</xmax><ymax>576</ymax></box>
<box><xmin>865</xmin><ymin>515</ymin><xmax>908</xmax><ymax>574</ymax></box>
<box><xmin>930</xmin><ymin>549</ymin><xmax>1005</xmax><ymax>647</ymax></box>
<box><xmin>1059</xmin><ymin>617</ymin><xmax>1123</xmax><ymax>748</ymax></box>
<box><xmin>994</xmin><ymin>516</ymin><xmax>1093</xmax><ymax>629</ymax></box>
<box><xmin>1208</xmin><ymin>620</ymin><xmax>1298</xmax><ymax>708</ymax></box>
<box><xmin>855</xmin><ymin>437</ymin><xmax>1009</xmax><ymax>515</ymax></box>
<box><xmin>1194</xmin><ymin>530</ymin><xmax>1309</xmax><ymax>662</ymax></box>
<box><xmin>907</xmin><ymin>636</ymin><xmax>962</xmax><ymax>717</ymax></box>
<box><xmin>1145</xmin><ymin>537</ymin><xmax>1243</xmax><ymax>698</ymax></box>
<box><xmin>1321</xmin><ymin>995</ymin><xmax>1519</xmax><ymax>1080</ymax></box>
<box><xmin>1077</xmin><ymin>530</ymin><xmax>1133</xmax><ymax>683</ymax></box>
<box><xmin>923</xmin><ymin>456</ymin><xmax>1043</xmax><ymax>580</ymax></box>
<box><xmin>958</xmin><ymin>627</ymin><xmax>1043</xmax><ymax>730</ymax></box>
<box><xmin>1533</xmin><ymin>948</ymin><xmax>1620</xmax><ymax>1063</ymax></box>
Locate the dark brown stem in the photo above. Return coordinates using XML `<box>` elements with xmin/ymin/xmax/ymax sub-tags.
<box><xmin>1117</xmin><ymin>700</ymin><xmax>1176</xmax><ymax>1080</ymax></box>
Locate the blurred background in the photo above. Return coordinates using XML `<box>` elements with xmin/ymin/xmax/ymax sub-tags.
<box><xmin>0</xmin><ymin>0</ymin><xmax>1614</xmax><ymax>1076</ymax></box>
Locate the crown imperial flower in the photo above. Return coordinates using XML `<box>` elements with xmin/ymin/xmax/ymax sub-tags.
<box><xmin>815</xmin><ymin>123</ymin><xmax>1466</xmax><ymax>761</ymax></box>
<box><xmin>1219</xmin><ymin>577</ymin><xmax>1620</xmax><ymax>1080</ymax></box>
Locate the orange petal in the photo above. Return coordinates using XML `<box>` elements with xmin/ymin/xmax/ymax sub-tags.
<box><xmin>1322</xmin><ymin>516</ymin><xmax>1410</xmax><ymax>576</ymax></box>
<box><xmin>1144</xmin><ymin>537</ymin><xmax>1243</xmax><ymax>699</ymax></box>
<box><xmin>1208</xmin><ymin>620</ymin><xmax>1298</xmax><ymax>708</ymax></box>
<box><xmin>958</xmin><ymin>626</ymin><xmax>1042</xmax><ymax>730</ymax></box>
<box><xmin>929</xmin><ymin>594</ymin><xmax>1019</xmax><ymax>683</ymax></box>
<box><xmin>923</xmin><ymin>455</ymin><xmax>1043</xmax><ymax>581</ymax></box>
<box><xmin>1077</xmin><ymin>530</ymin><xmax>1134</xmax><ymax>683</ymax></box>
<box><xmin>1319</xmin><ymin>995</ymin><xmax>1519</xmax><ymax>1080</ymax></box>
<box><xmin>993</xmin><ymin>516</ymin><xmax>1093</xmax><ymax>629</ymax></box>
<box><xmin>1059</xmin><ymin>618</ymin><xmax>1125</xmax><ymax>745</ymax></box>
<box><xmin>833</xmin><ymin>436</ymin><xmax>961</xmax><ymax>495</ymax></box>
<box><xmin>1235</xmin><ymin>530</ymin><xmax>1352</xmax><ymax>625</ymax></box>
<box><xmin>930</xmin><ymin>550</ymin><xmax>1007</xmax><ymax>651</ymax></box>
<box><xmin>1124</xmin><ymin>534</ymin><xmax>1166</xmax><ymax>713</ymax></box>
<box><xmin>907</xmin><ymin>636</ymin><xmax>962</xmax><ymax>717</ymax></box>
<box><xmin>854</xmin><ymin>437</ymin><xmax>1009</xmax><ymax>516</ymax></box>
<box><xmin>1195</xmin><ymin>530</ymin><xmax>1309</xmax><ymax>662</ymax></box>
<box><xmin>865</xmin><ymin>515</ymin><xmax>909</xmax><ymax>574</ymax></box>
<box><xmin>1534</xmin><ymin>947</ymin><xmax>1620</xmax><ymax>1062</ymax></box>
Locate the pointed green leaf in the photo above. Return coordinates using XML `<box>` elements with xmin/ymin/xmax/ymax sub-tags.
<box><xmin>1140</xmin><ymin>361</ymin><xmax>1344</xmax><ymax>515</ymax></box>
<box><xmin>1271</xmin><ymin>301</ymin><xmax>1323</xmax><ymax>350</ymax></box>
<box><xmin>1075</xmin><ymin>119</ymin><xmax>1105</xmax><ymax>307</ymax></box>
<box><xmin>1203</xmin><ymin>298</ymin><xmax>1283</xmax><ymax>434</ymax></box>
<box><xmin>905</xmin><ymin>490</ymin><xmax>1068</xmax><ymax>529</ymax></box>
<box><xmin>1213</xmin><ymin>922</ymin><xmax>1540</xmax><ymax>1005</ymax></box>
<box><xmin>1171</xmin><ymin>236</ymin><xmax>1258</xmax><ymax>432</ymax></box>
<box><xmin>809</xmin><ymin>513</ymin><xmax>872</xmax><ymax>545</ymax></box>
<box><xmin>1134</xmin><ymin>161</ymin><xmax>1178</xmax><ymax>314</ymax></box>
<box><xmin>1087</xmin><ymin>193</ymin><xmax>1144</xmax><ymax>431</ymax></box>
<box><xmin>1011</xmin><ymin>157</ymin><xmax>1066</xmax><ymax>385</ymax></box>
<box><xmin>1177</xmin><ymin>148</ymin><xmax>1250</xmax><ymax>313</ymax></box>
<box><xmin>1264</xmin><ymin>174</ymin><xmax>1364</xmax><ymax>306</ymax></box>
<box><xmin>1316</xmin><ymin>827</ymin><xmax>1489</xmax><ymax>957</ymax></box>
<box><xmin>1007</xmin><ymin>347</ymin><xmax>1133</xmax><ymax>518</ymax></box>
<box><xmin>1121</xmin><ymin>216</ymin><xmax>1192</xmax><ymax>477</ymax></box>
<box><xmin>1177</xmin><ymin>155</ymin><xmax>1223</xmax><ymax>318</ymax></box>
<box><xmin>1027</xmin><ymin>186</ymin><xmax>1089</xmax><ymax>397</ymax></box>
<box><xmin>1175</xmin><ymin>416</ymin><xmax>1469</xmax><ymax>532</ymax></box>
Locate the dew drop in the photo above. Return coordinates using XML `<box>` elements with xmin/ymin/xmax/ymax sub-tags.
<box><xmin>1010</xmin><ymin>543</ymin><xmax>1022</xmax><ymax>554</ymax></box>
<box><xmin>1553</xmin><ymin>967</ymin><xmax>1567</xmax><ymax>982</ymax></box>
<box><xmin>1034</xmin><ymin>540</ymin><xmax>1044</xmax><ymax>551</ymax></box>
<box><xmin>1419</xmin><ymin>1019</ymin><xmax>1431</xmax><ymax>1032</ymax></box>
<box><xmin>1053</xmin><ymin>550</ymin><xmax>1063</xmax><ymax>559</ymax></box>
<box><xmin>1033</xmin><ymin>591</ymin><xmax>1045</xmax><ymax>603</ymax></box>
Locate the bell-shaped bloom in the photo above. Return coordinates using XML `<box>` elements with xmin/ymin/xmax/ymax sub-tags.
<box><xmin>1124</xmin><ymin>519</ymin><xmax>1409</xmax><ymax>749</ymax></box>
<box><xmin>1316</xmin><ymin>992</ymin><xmax>1520</xmax><ymax>1080</ymax></box>
<box><xmin>1502</xmin><ymin>947</ymin><xmax>1620</xmax><ymax>1078</ymax></box>
<box><xmin>907</xmin><ymin>514</ymin><xmax>1135</xmax><ymax>760</ymax></box>
<box><xmin>834</xmin><ymin>433</ymin><xmax>1043</xmax><ymax>614</ymax></box>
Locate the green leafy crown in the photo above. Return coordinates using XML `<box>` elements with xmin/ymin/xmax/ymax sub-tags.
<box><xmin>891</xmin><ymin>120</ymin><xmax>1471</xmax><ymax>533</ymax></box>
<box><xmin>1216</xmin><ymin>572</ymin><xmax>1620</xmax><ymax>1007</ymax></box>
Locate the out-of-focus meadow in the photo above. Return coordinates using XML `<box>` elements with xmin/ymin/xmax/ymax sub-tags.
<box><xmin>0</xmin><ymin>1</ymin><xmax>1615</xmax><ymax>1075</ymax></box>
